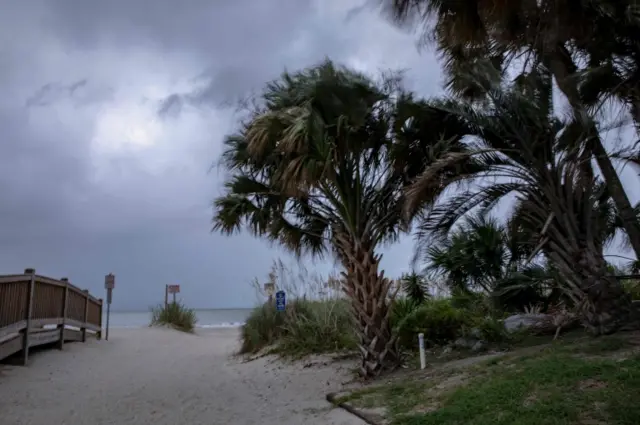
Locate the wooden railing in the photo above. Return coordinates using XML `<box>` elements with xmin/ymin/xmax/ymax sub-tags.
<box><xmin>0</xmin><ymin>268</ymin><xmax>103</xmax><ymax>365</ymax></box>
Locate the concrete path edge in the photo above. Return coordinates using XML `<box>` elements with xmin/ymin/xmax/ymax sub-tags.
<box><xmin>326</xmin><ymin>392</ymin><xmax>383</xmax><ymax>425</ymax></box>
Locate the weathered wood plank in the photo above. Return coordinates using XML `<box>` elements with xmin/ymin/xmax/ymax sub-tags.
<box><xmin>0</xmin><ymin>333</ymin><xmax>22</xmax><ymax>360</ymax></box>
<box><xmin>58</xmin><ymin>280</ymin><xmax>69</xmax><ymax>349</ymax></box>
<box><xmin>22</xmin><ymin>271</ymin><xmax>35</xmax><ymax>365</ymax></box>
<box><xmin>31</xmin><ymin>318</ymin><xmax>64</xmax><ymax>328</ymax></box>
<box><xmin>0</xmin><ymin>275</ymin><xmax>29</xmax><ymax>284</ymax></box>
<box><xmin>0</xmin><ymin>320</ymin><xmax>27</xmax><ymax>339</ymax></box>
<box><xmin>28</xmin><ymin>329</ymin><xmax>60</xmax><ymax>347</ymax></box>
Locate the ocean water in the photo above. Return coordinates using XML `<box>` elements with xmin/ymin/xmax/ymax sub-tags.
<box><xmin>103</xmin><ymin>308</ymin><xmax>253</xmax><ymax>329</ymax></box>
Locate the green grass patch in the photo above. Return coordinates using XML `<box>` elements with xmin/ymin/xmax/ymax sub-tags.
<box><xmin>343</xmin><ymin>338</ymin><xmax>640</xmax><ymax>425</ymax></box>
<box><xmin>150</xmin><ymin>301</ymin><xmax>197</xmax><ymax>333</ymax></box>
<box><xmin>568</xmin><ymin>336</ymin><xmax>636</xmax><ymax>356</ymax></box>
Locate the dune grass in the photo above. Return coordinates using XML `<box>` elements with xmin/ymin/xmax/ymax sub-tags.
<box><xmin>239</xmin><ymin>260</ymin><xmax>356</xmax><ymax>357</ymax></box>
<box><xmin>150</xmin><ymin>301</ymin><xmax>197</xmax><ymax>333</ymax></box>
<box><xmin>240</xmin><ymin>297</ymin><xmax>356</xmax><ymax>356</ymax></box>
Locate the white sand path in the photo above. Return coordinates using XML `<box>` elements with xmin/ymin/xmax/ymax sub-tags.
<box><xmin>0</xmin><ymin>327</ymin><xmax>365</xmax><ymax>425</ymax></box>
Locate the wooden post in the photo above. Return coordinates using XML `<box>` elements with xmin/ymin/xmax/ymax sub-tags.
<box><xmin>22</xmin><ymin>268</ymin><xmax>36</xmax><ymax>366</ymax></box>
<box><xmin>57</xmin><ymin>278</ymin><xmax>69</xmax><ymax>350</ymax></box>
<box><xmin>81</xmin><ymin>289</ymin><xmax>89</xmax><ymax>342</ymax></box>
<box><xmin>164</xmin><ymin>284</ymin><xmax>169</xmax><ymax>309</ymax></box>
<box><xmin>96</xmin><ymin>299</ymin><xmax>103</xmax><ymax>340</ymax></box>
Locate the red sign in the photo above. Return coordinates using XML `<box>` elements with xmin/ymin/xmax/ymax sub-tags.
<box><xmin>105</xmin><ymin>274</ymin><xmax>115</xmax><ymax>290</ymax></box>
<box><xmin>167</xmin><ymin>284</ymin><xmax>180</xmax><ymax>294</ymax></box>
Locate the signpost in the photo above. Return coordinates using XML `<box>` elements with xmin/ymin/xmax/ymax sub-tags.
<box><xmin>165</xmin><ymin>284</ymin><xmax>181</xmax><ymax>307</ymax></box>
<box><xmin>275</xmin><ymin>290</ymin><xmax>286</xmax><ymax>312</ymax></box>
<box><xmin>104</xmin><ymin>273</ymin><xmax>115</xmax><ymax>341</ymax></box>
<box><xmin>418</xmin><ymin>333</ymin><xmax>426</xmax><ymax>370</ymax></box>
<box><xmin>264</xmin><ymin>282</ymin><xmax>275</xmax><ymax>303</ymax></box>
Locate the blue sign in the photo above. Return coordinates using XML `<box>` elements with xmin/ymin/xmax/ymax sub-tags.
<box><xmin>275</xmin><ymin>290</ymin><xmax>286</xmax><ymax>311</ymax></box>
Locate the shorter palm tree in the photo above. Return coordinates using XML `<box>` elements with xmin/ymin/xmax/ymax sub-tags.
<box><xmin>423</xmin><ymin>213</ymin><xmax>553</xmax><ymax>311</ymax></box>
<box><xmin>424</xmin><ymin>215</ymin><xmax>509</xmax><ymax>294</ymax></box>
<box><xmin>399</xmin><ymin>271</ymin><xmax>430</xmax><ymax>304</ymax></box>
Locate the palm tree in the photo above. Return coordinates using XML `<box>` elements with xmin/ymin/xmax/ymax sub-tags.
<box><xmin>212</xmin><ymin>60</ymin><xmax>469</xmax><ymax>376</ymax></box>
<box><xmin>424</xmin><ymin>215</ymin><xmax>515</xmax><ymax>292</ymax></box>
<box><xmin>405</xmin><ymin>76</ymin><xmax>637</xmax><ymax>334</ymax></box>
<box><xmin>381</xmin><ymin>0</ymin><xmax>640</xmax><ymax>262</ymax></box>
<box><xmin>399</xmin><ymin>271</ymin><xmax>430</xmax><ymax>304</ymax></box>
<box><xmin>423</xmin><ymin>213</ymin><xmax>554</xmax><ymax>311</ymax></box>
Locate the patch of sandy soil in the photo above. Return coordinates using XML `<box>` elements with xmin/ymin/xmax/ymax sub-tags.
<box><xmin>0</xmin><ymin>327</ymin><xmax>366</xmax><ymax>425</ymax></box>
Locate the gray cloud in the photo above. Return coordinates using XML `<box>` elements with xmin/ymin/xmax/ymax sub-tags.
<box><xmin>25</xmin><ymin>79</ymin><xmax>87</xmax><ymax>107</ymax></box>
<box><xmin>0</xmin><ymin>0</ymin><xmax>445</xmax><ymax>311</ymax></box>
<box><xmin>157</xmin><ymin>94</ymin><xmax>184</xmax><ymax>119</ymax></box>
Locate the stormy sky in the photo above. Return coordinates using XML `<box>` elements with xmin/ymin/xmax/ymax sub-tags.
<box><xmin>1</xmin><ymin>1</ymin><xmax>637</xmax><ymax>310</ymax></box>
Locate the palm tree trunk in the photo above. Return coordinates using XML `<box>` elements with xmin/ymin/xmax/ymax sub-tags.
<box><xmin>592</xmin><ymin>140</ymin><xmax>640</xmax><ymax>260</ymax></box>
<box><xmin>546</xmin><ymin>47</ymin><xmax>640</xmax><ymax>261</ymax></box>
<box><xmin>338</xmin><ymin>236</ymin><xmax>399</xmax><ymax>377</ymax></box>
<box><xmin>547</xmin><ymin>246</ymin><xmax>635</xmax><ymax>334</ymax></box>
<box><xmin>575</xmin><ymin>251</ymin><xmax>637</xmax><ymax>335</ymax></box>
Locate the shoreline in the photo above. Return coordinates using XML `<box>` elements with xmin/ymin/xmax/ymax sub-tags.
<box><xmin>105</xmin><ymin>322</ymin><xmax>246</xmax><ymax>329</ymax></box>
<box><xmin>103</xmin><ymin>308</ymin><xmax>253</xmax><ymax>330</ymax></box>
<box><xmin>0</xmin><ymin>327</ymin><xmax>364</xmax><ymax>424</ymax></box>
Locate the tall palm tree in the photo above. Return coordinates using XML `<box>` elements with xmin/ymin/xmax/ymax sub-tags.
<box><xmin>406</xmin><ymin>76</ymin><xmax>637</xmax><ymax>334</ymax></box>
<box><xmin>212</xmin><ymin>60</ymin><xmax>469</xmax><ymax>376</ymax></box>
<box><xmin>381</xmin><ymin>0</ymin><xmax>640</xmax><ymax>262</ymax></box>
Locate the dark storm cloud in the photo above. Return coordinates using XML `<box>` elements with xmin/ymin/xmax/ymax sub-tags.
<box><xmin>157</xmin><ymin>94</ymin><xmax>183</xmax><ymax>119</ymax></box>
<box><xmin>0</xmin><ymin>0</ymin><xmax>441</xmax><ymax>310</ymax></box>
<box><xmin>25</xmin><ymin>79</ymin><xmax>88</xmax><ymax>107</ymax></box>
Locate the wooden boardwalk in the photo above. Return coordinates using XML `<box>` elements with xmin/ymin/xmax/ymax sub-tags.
<box><xmin>0</xmin><ymin>268</ymin><xmax>103</xmax><ymax>365</ymax></box>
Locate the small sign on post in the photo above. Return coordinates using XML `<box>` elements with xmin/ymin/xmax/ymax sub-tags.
<box><xmin>167</xmin><ymin>284</ymin><xmax>180</xmax><ymax>304</ymax></box>
<box><xmin>275</xmin><ymin>290</ymin><xmax>286</xmax><ymax>312</ymax></box>
<box><xmin>104</xmin><ymin>273</ymin><xmax>115</xmax><ymax>341</ymax></box>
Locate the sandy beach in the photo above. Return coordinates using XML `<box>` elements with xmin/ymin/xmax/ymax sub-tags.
<box><xmin>0</xmin><ymin>328</ymin><xmax>365</xmax><ymax>425</ymax></box>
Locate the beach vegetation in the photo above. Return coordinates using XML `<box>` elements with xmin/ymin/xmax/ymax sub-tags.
<box><xmin>394</xmin><ymin>298</ymin><xmax>470</xmax><ymax>349</ymax></box>
<box><xmin>150</xmin><ymin>301</ymin><xmax>197</xmax><ymax>333</ymax></box>
<box><xmin>399</xmin><ymin>272</ymin><xmax>430</xmax><ymax>305</ymax></box>
<box><xmin>239</xmin><ymin>297</ymin><xmax>355</xmax><ymax>356</ymax></box>
<box><xmin>239</xmin><ymin>261</ymin><xmax>355</xmax><ymax>356</ymax></box>
<box><xmin>334</xmin><ymin>333</ymin><xmax>640</xmax><ymax>425</ymax></box>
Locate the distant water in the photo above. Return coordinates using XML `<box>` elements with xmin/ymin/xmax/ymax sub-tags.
<box><xmin>103</xmin><ymin>308</ymin><xmax>253</xmax><ymax>329</ymax></box>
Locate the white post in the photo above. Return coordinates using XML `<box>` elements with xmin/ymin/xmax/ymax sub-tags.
<box><xmin>418</xmin><ymin>333</ymin><xmax>426</xmax><ymax>370</ymax></box>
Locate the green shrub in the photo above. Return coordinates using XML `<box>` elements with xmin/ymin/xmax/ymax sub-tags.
<box><xmin>395</xmin><ymin>299</ymin><xmax>471</xmax><ymax>349</ymax></box>
<box><xmin>469</xmin><ymin>316</ymin><xmax>510</xmax><ymax>343</ymax></box>
<box><xmin>450</xmin><ymin>290</ymin><xmax>493</xmax><ymax>316</ymax></box>
<box><xmin>239</xmin><ymin>297</ymin><xmax>356</xmax><ymax>356</ymax></box>
<box><xmin>622</xmin><ymin>279</ymin><xmax>640</xmax><ymax>300</ymax></box>
<box><xmin>239</xmin><ymin>303</ymin><xmax>288</xmax><ymax>353</ymax></box>
<box><xmin>390</xmin><ymin>298</ymin><xmax>421</xmax><ymax>329</ymax></box>
<box><xmin>150</xmin><ymin>301</ymin><xmax>197</xmax><ymax>333</ymax></box>
<box><xmin>278</xmin><ymin>298</ymin><xmax>356</xmax><ymax>356</ymax></box>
